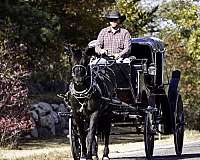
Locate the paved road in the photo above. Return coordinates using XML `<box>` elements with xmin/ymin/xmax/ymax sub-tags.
<box><xmin>109</xmin><ymin>140</ymin><xmax>200</xmax><ymax>160</ymax></box>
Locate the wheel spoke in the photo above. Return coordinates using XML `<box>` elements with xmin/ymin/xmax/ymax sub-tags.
<box><xmin>144</xmin><ymin>112</ymin><xmax>155</xmax><ymax>159</ymax></box>
<box><xmin>174</xmin><ymin>94</ymin><xmax>184</xmax><ymax>156</ymax></box>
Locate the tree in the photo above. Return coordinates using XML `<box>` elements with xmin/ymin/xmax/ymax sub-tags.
<box><xmin>0</xmin><ymin>0</ymin><xmax>169</xmax><ymax>147</ymax></box>
<box><xmin>158</xmin><ymin>0</ymin><xmax>200</xmax><ymax>130</ymax></box>
<box><xmin>0</xmin><ymin>0</ymin><xmax>115</xmax><ymax>147</ymax></box>
<box><xmin>116</xmin><ymin>0</ymin><xmax>158</xmax><ymax>36</ymax></box>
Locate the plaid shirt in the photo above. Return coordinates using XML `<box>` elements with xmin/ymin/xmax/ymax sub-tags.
<box><xmin>95</xmin><ymin>26</ymin><xmax>131</xmax><ymax>56</ymax></box>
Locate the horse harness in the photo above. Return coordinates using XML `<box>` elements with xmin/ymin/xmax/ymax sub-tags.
<box><xmin>70</xmin><ymin>64</ymin><xmax>104</xmax><ymax>113</ymax></box>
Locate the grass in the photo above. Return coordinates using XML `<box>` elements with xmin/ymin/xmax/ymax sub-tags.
<box><xmin>0</xmin><ymin>137</ymin><xmax>71</xmax><ymax>160</ymax></box>
<box><xmin>0</xmin><ymin>130</ymin><xmax>200</xmax><ymax>160</ymax></box>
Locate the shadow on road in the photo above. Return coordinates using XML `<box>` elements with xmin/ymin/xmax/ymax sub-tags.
<box><xmin>111</xmin><ymin>153</ymin><xmax>200</xmax><ymax>160</ymax></box>
<box><xmin>154</xmin><ymin>153</ymin><xmax>200</xmax><ymax>160</ymax></box>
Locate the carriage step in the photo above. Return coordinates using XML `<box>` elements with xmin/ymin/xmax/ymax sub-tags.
<box><xmin>112</xmin><ymin>123</ymin><xmax>134</xmax><ymax>127</ymax></box>
<box><xmin>112</xmin><ymin>122</ymin><xmax>142</xmax><ymax>127</ymax></box>
<box><xmin>111</xmin><ymin>131</ymin><xmax>143</xmax><ymax>135</ymax></box>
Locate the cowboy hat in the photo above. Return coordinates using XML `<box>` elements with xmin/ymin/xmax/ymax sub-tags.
<box><xmin>105</xmin><ymin>10</ymin><xmax>126</xmax><ymax>23</ymax></box>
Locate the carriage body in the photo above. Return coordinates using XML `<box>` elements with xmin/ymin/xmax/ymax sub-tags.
<box><xmin>110</xmin><ymin>37</ymin><xmax>167</xmax><ymax>124</ymax></box>
<box><xmin>115</xmin><ymin>37</ymin><xmax>165</xmax><ymax>92</ymax></box>
<box><xmin>104</xmin><ymin>37</ymin><xmax>184</xmax><ymax>159</ymax></box>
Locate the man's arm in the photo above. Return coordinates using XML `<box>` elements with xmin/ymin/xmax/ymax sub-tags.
<box><xmin>95</xmin><ymin>29</ymin><xmax>107</xmax><ymax>54</ymax></box>
<box><xmin>119</xmin><ymin>31</ymin><xmax>131</xmax><ymax>57</ymax></box>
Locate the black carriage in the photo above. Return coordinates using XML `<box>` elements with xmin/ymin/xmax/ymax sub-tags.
<box><xmin>109</xmin><ymin>37</ymin><xmax>185</xmax><ymax>159</ymax></box>
<box><xmin>60</xmin><ymin>37</ymin><xmax>185</xmax><ymax>160</ymax></box>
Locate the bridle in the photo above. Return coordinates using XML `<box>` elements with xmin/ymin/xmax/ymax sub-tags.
<box><xmin>70</xmin><ymin>62</ymin><xmax>101</xmax><ymax>113</ymax></box>
<box><xmin>71</xmin><ymin>63</ymin><xmax>95</xmax><ymax>97</ymax></box>
<box><xmin>72</xmin><ymin>65</ymin><xmax>87</xmax><ymax>78</ymax></box>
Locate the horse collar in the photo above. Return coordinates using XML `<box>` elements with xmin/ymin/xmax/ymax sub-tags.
<box><xmin>70</xmin><ymin>82</ymin><xmax>93</xmax><ymax>99</ymax></box>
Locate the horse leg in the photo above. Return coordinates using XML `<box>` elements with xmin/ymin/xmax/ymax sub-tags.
<box><xmin>92</xmin><ymin>136</ymin><xmax>98</xmax><ymax>160</ymax></box>
<box><xmin>79</xmin><ymin>128</ymin><xmax>87</xmax><ymax>158</ymax></box>
<box><xmin>74</xmin><ymin>114</ymin><xmax>87</xmax><ymax>158</ymax></box>
<box><xmin>87</xmin><ymin>111</ymin><xmax>98</xmax><ymax>160</ymax></box>
<box><xmin>86</xmin><ymin>135</ymin><xmax>98</xmax><ymax>160</ymax></box>
<box><xmin>102</xmin><ymin>119</ymin><xmax>111</xmax><ymax>160</ymax></box>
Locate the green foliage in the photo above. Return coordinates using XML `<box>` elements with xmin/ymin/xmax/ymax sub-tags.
<box><xmin>160</xmin><ymin>0</ymin><xmax>200</xmax><ymax>60</ymax></box>
<box><xmin>187</xmin><ymin>29</ymin><xmax>200</xmax><ymax>60</ymax></box>
<box><xmin>159</xmin><ymin>0</ymin><xmax>200</xmax><ymax>129</ymax></box>
<box><xmin>0</xmin><ymin>2</ymin><xmax>70</xmax><ymax>83</ymax></box>
<box><xmin>116</xmin><ymin>0</ymin><xmax>158</xmax><ymax>36</ymax></box>
<box><xmin>62</xmin><ymin>0</ymin><xmax>115</xmax><ymax>46</ymax></box>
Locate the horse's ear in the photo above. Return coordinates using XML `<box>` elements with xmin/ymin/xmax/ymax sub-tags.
<box><xmin>71</xmin><ymin>48</ymin><xmax>83</xmax><ymax>65</ymax></box>
<box><xmin>84</xmin><ymin>46</ymin><xmax>90</xmax><ymax>56</ymax></box>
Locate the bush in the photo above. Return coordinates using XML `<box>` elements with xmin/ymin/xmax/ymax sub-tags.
<box><xmin>0</xmin><ymin>63</ymin><xmax>33</xmax><ymax>148</ymax></box>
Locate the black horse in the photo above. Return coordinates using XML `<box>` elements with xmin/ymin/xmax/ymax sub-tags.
<box><xmin>68</xmin><ymin>46</ymin><xmax>116</xmax><ymax>160</ymax></box>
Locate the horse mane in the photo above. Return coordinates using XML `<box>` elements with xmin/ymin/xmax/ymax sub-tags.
<box><xmin>71</xmin><ymin>48</ymin><xmax>83</xmax><ymax>65</ymax></box>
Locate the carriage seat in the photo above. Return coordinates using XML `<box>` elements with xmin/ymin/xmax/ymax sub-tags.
<box><xmin>130</xmin><ymin>37</ymin><xmax>164</xmax><ymax>62</ymax></box>
<box><xmin>130</xmin><ymin>37</ymin><xmax>165</xmax><ymax>87</ymax></box>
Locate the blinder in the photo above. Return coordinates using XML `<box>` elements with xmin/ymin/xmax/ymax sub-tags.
<box><xmin>72</xmin><ymin>64</ymin><xmax>88</xmax><ymax>80</ymax></box>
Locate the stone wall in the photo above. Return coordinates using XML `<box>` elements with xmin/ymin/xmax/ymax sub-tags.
<box><xmin>28</xmin><ymin>102</ymin><xmax>70</xmax><ymax>138</ymax></box>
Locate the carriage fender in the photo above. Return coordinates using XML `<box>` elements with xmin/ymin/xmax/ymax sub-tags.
<box><xmin>168</xmin><ymin>70</ymin><xmax>181</xmax><ymax>113</ymax></box>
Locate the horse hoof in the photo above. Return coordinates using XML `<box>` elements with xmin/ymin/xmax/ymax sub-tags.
<box><xmin>92</xmin><ymin>156</ymin><xmax>99</xmax><ymax>160</ymax></box>
<box><xmin>80</xmin><ymin>157</ymin><xmax>87</xmax><ymax>160</ymax></box>
<box><xmin>102</xmin><ymin>156</ymin><xmax>110</xmax><ymax>160</ymax></box>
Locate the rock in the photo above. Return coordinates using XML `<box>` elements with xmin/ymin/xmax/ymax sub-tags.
<box><xmin>51</xmin><ymin>104</ymin><xmax>59</xmax><ymax>111</ymax></box>
<box><xmin>40</xmin><ymin>113</ymin><xmax>55</xmax><ymax>135</ymax></box>
<box><xmin>30</xmin><ymin>103</ymin><xmax>38</xmax><ymax>110</ymax></box>
<box><xmin>30</xmin><ymin>118</ymin><xmax>38</xmax><ymax>138</ymax></box>
<box><xmin>38</xmin><ymin>102</ymin><xmax>53</xmax><ymax>113</ymax></box>
<box><xmin>31</xmin><ymin>127</ymin><xmax>38</xmax><ymax>138</ymax></box>
<box><xmin>28</xmin><ymin>101</ymin><xmax>70</xmax><ymax>138</ymax></box>
<box><xmin>40</xmin><ymin>114</ymin><xmax>54</xmax><ymax>128</ymax></box>
<box><xmin>52</xmin><ymin>111</ymin><xmax>59</xmax><ymax>124</ymax></box>
<box><xmin>50</xmin><ymin>124</ymin><xmax>55</xmax><ymax>136</ymax></box>
<box><xmin>34</xmin><ymin>106</ymin><xmax>47</xmax><ymax>117</ymax></box>
<box><xmin>58</xmin><ymin>103</ymin><xmax>69</xmax><ymax>113</ymax></box>
<box><xmin>30</xmin><ymin>110</ymin><xmax>39</xmax><ymax>122</ymax></box>
<box><xmin>55</xmin><ymin>123</ymin><xmax>62</xmax><ymax>135</ymax></box>
<box><xmin>38</xmin><ymin>127</ymin><xmax>52</xmax><ymax>138</ymax></box>
<box><xmin>63</xmin><ymin>129</ymin><xmax>69</xmax><ymax>135</ymax></box>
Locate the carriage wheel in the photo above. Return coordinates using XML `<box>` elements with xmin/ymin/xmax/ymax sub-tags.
<box><xmin>174</xmin><ymin>94</ymin><xmax>184</xmax><ymax>156</ymax></box>
<box><xmin>69</xmin><ymin>117</ymin><xmax>81</xmax><ymax>160</ymax></box>
<box><xmin>144</xmin><ymin>111</ymin><xmax>155</xmax><ymax>160</ymax></box>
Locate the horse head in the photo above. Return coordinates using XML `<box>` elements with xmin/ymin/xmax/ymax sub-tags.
<box><xmin>70</xmin><ymin>44</ymin><xmax>99</xmax><ymax>88</ymax></box>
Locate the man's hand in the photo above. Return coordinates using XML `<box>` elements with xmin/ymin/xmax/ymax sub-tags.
<box><xmin>114</xmin><ymin>53</ymin><xmax>120</xmax><ymax>59</ymax></box>
<box><xmin>99</xmin><ymin>49</ymin><xmax>107</xmax><ymax>54</ymax></box>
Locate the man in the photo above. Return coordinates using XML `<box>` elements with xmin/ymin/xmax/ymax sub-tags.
<box><xmin>95</xmin><ymin>10</ymin><xmax>131</xmax><ymax>59</ymax></box>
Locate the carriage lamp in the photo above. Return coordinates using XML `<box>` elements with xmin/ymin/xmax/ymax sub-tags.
<box><xmin>148</xmin><ymin>65</ymin><xmax>156</xmax><ymax>75</ymax></box>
